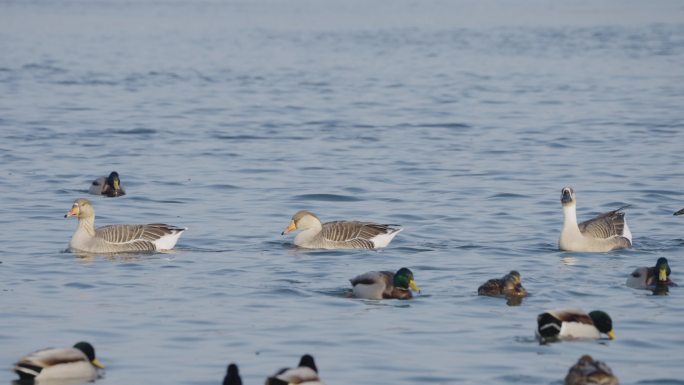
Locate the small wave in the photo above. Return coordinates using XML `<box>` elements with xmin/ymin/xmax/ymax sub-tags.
<box><xmin>112</xmin><ymin>128</ymin><xmax>157</xmax><ymax>135</ymax></box>
<box><xmin>291</xmin><ymin>193</ymin><xmax>362</xmax><ymax>202</ymax></box>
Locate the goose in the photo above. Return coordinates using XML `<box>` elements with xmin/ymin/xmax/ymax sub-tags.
<box><xmin>477</xmin><ymin>270</ymin><xmax>528</xmax><ymax>298</ymax></box>
<box><xmin>281</xmin><ymin>210</ymin><xmax>402</xmax><ymax>249</ymax></box>
<box><xmin>223</xmin><ymin>363</ymin><xmax>242</xmax><ymax>385</ymax></box>
<box><xmin>89</xmin><ymin>171</ymin><xmax>125</xmax><ymax>197</ymax></box>
<box><xmin>626</xmin><ymin>257</ymin><xmax>676</xmax><ymax>289</ymax></box>
<box><xmin>559</xmin><ymin>187</ymin><xmax>632</xmax><ymax>252</ymax></box>
<box><xmin>564</xmin><ymin>355</ymin><xmax>619</xmax><ymax>385</ymax></box>
<box><xmin>65</xmin><ymin>198</ymin><xmax>186</xmax><ymax>254</ymax></box>
<box><xmin>350</xmin><ymin>267</ymin><xmax>421</xmax><ymax>300</ymax></box>
<box><xmin>537</xmin><ymin>309</ymin><xmax>615</xmax><ymax>342</ymax></box>
<box><xmin>14</xmin><ymin>341</ymin><xmax>104</xmax><ymax>382</ymax></box>
<box><xmin>265</xmin><ymin>354</ymin><xmax>324</xmax><ymax>385</ymax></box>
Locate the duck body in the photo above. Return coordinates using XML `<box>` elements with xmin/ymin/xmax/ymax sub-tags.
<box><xmin>626</xmin><ymin>257</ymin><xmax>676</xmax><ymax>289</ymax></box>
<box><xmin>14</xmin><ymin>342</ymin><xmax>104</xmax><ymax>382</ymax></box>
<box><xmin>282</xmin><ymin>210</ymin><xmax>402</xmax><ymax>249</ymax></box>
<box><xmin>65</xmin><ymin>198</ymin><xmax>186</xmax><ymax>254</ymax></box>
<box><xmin>89</xmin><ymin>171</ymin><xmax>125</xmax><ymax>197</ymax></box>
<box><xmin>558</xmin><ymin>187</ymin><xmax>632</xmax><ymax>252</ymax></box>
<box><xmin>536</xmin><ymin>309</ymin><xmax>615</xmax><ymax>342</ymax></box>
<box><xmin>564</xmin><ymin>355</ymin><xmax>619</xmax><ymax>385</ymax></box>
<box><xmin>266</xmin><ymin>354</ymin><xmax>324</xmax><ymax>385</ymax></box>
<box><xmin>478</xmin><ymin>270</ymin><xmax>528</xmax><ymax>297</ymax></box>
<box><xmin>350</xmin><ymin>268</ymin><xmax>420</xmax><ymax>300</ymax></box>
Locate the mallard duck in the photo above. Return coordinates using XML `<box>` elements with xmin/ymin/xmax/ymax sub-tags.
<box><xmin>14</xmin><ymin>341</ymin><xmax>104</xmax><ymax>382</ymax></box>
<box><xmin>266</xmin><ymin>354</ymin><xmax>324</xmax><ymax>385</ymax></box>
<box><xmin>65</xmin><ymin>198</ymin><xmax>186</xmax><ymax>254</ymax></box>
<box><xmin>564</xmin><ymin>355</ymin><xmax>619</xmax><ymax>385</ymax></box>
<box><xmin>89</xmin><ymin>171</ymin><xmax>125</xmax><ymax>197</ymax></box>
<box><xmin>559</xmin><ymin>187</ymin><xmax>632</xmax><ymax>252</ymax></box>
<box><xmin>477</xmin><ymin>270</ymin><xmax>528</xmax><ymax>297</ymax></box>
<box><xmin>626</xmin><ymin>257</ymin><xmax>677</xmax><ymax>289</ymax></box>
<box><xmin>537</xmin><ymin>309</ymin><xmax>615</xmax><ymax>341</ymax></box>
<box><xmin>350</xmin><ymin>267</ymin><xmax>420</xmax><ymax>300</ymax></box>
<box><xmin>281</xmin><ymin>210</ymin><xmax>402</xmax><ymax>249</ymax></box>
<box><xmin>223</xmin><ymin>363</ymin><xmax>242</xmax><ymax>385</ymax></box>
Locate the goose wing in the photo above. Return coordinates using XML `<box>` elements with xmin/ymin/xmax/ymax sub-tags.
<box><xmin>95</xmin><ymin>224</ymin><xmax>183</xmax><ymax>251</ymax></box>
<box><xmin>320</xmin><ymin>221</ymin><xmax>398</xmax><ymax>248</ymax></box>
<box><xmin>578</xmin><ymin>206</ymin><xmax>628</xmax><ymax>239</ymax></box>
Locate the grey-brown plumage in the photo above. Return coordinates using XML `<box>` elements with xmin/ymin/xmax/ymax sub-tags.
<box><xmin>282</xmin><ymin>210</ymin><xmax>402</xmax><ymax>249</ymax></box>
<box><xmin>65</xmin><ymin>198</ymin><xmax>186</xmax><ymax>254</ymax></box>
<box><xmin>478</xmin><ymin>270</ymin><xmax>528</xmax><ymax>297</ymax></box>
<box><xmin>564</xmin><ymin>355</ymin><xmax>619</xmax><ymax>385</ymax></box>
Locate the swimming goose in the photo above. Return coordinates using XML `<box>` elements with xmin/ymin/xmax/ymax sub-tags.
<box><xmin>265</xmin><ymin>354</ymin><xmax>324</xmax><ymax>385</ymax></box>
<box><xmin>537</xmin><ymin>309</ymin><xmax>615</xmax><ymax>342</ymax></box>
<box><xmin>14</xmin><ymin>341</ymin><xmax>104</xmax><ymax>382</ymax></box>
<box><xmin>223</xmin><ymin>363</ymin><xmax>242</xmax><ymax>385</ymax></box>
<box><xmin>89</xmin><ymin>171</ymin><xmax>125</xmax><ymax>197</ymax></box>
<box><xmin>626</xmin><ymin>257</ymin><xmax>676</xmax><ymax>289</ymax></box>
<box><xmin>564</xmin><ymin>355</ymin><xmax>619</xmax><ymax>385</ymax></box>
<box><xmin>350</xmin><ymin>267</ymin><xmax>421</xmax><ymax>300</ymax></box>
<box><xmin>65</xmin><ymin>198</ymin><xmax>186</xmax><ymax>254</ymax></box>
<box><xmin>281</xmin><ymin>210</ymin><xmax>402</xmax><ymax>249</ymax></box>
<box><xmin>559</xmin><ymin>187</ymin><xmax>632</xmax><ymax>252</ymax></box>
<box><xmin>477</xmin><ymin>270</ymin><xmax>528</xmax><ymax>298</ymax></box>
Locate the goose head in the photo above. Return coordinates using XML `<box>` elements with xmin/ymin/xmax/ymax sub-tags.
<box><xmin>65</xmin><ymin>198</ymin><xmax>95</xmax><ymax>219</ymax></box>
<box><xmin>561</xmin><ymin>186</ymin><xmax>576</xmax><ymax>206</ymax></box>
<box><xmin>282</xmin><ymin>210</ymin><xmax>321</xmax><ymax>235</ymax></box>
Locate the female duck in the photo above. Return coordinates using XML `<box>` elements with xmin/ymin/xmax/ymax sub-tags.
<box><xmin>350</xmin><ymin>267</ymin><xmax>420</xmax><ymax>300</ymax></box>
<box><xmin>65</xmin><ymin>198</ymin><xmax>186</xmax><ymax>254</ymax></box>
<box><xmin>478</xmin><ymin>270</ymin><xmax>528</xmax><ymax>297</ymax></box>
<box><xmin>564</xmin><ymin>355</ymin><xmax>619</xmax><ymax>385</ymax></box>
<box><xmin>14</xmin><ymin>341</ymin><xmax>104</xmax><ymax>382</ymax></box>
<box><xmin>282</xmin><ymin>210</ymin><xmax>402</xmax><ymax>249</ymax></box>
<box><xmin>537</xmin><ymin>309</ymin><xmax>615</xmax><ymax>341</ymax></box>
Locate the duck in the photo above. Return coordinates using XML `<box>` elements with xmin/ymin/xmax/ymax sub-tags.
<box><xmin>14</xmin><ymin>341</ymin><xmax>105</xmax><ymax>382</ymax></box>
<box><xmin>223</xmin><ymin>363</ymin><xmax>242</xmax><ymax>385</ymax></box>
<box><xmin>281</xmin><ymin>210</ymin><xmax>402</xmax><ymax>249</ymax></box>
<box><xmin>266</xmin><ymin>354</ymin><xmax>324</xmax><ymax>385</ymax></box>
<box><xmin>65</xmin><ymin>198</ymin><xmax>186</xmax><ymax>254</ymax></box>
<box><xmin>626</xmin><ymin>257</ymin><xmax>676</xmax><ymax>289</ymax></box>
<box><xmin>559</xmin><ymin>187</ymin><xmax>632</xmax><ymax>252</ymax></box>
<box><xmin>477</xmin><ymin>270</ymin><xmax>528</xmax><ymax>297</ymax></box>
<box><xmin>564</xmin><ymin>355</ymin><xmax>619</xmax><ymax>385</ymax></box>
<box><xmin>89</xmin><ymin>171</ymin><xmax>125</xmax><ymax>197</ymax></box>
<box><xmin>536</xmin><ymin>309</ymin><xmax>615</xmax><ymax>341</ymax></box>
<box><xmin>350</xmin><ymin>267</ymin><xmax>420</xmax><ymax>300</ymax></box>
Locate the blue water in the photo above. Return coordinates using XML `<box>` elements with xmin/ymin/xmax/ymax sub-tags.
<box><xmin>1</xmin><ymin>0</ymin><xmax>684</xmax><ymax>384</ymax></box>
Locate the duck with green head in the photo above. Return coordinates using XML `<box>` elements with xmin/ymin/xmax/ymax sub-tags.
<box><xmin>89</xmin><ymin>171</ymin><xmax>125</xmax><ymax>197</ymax></box>
<box><xmin>14</xmin><ymin>341</ymin><xmax>105</xmax><ymax>382</ymax></box>
<box><xmin>627</xmin><ymin>257</ymin><xmax>676</xmax><ymax>290</ymax></box>
<box><xmin>350</xmin><ymin>267</ymin><xmax>421</xmax><ymax>300</ymax></box>
<box><xmin>537</xmin><ymin>309</ymin><xmax>615</xmax><ymax>342</ymax></box>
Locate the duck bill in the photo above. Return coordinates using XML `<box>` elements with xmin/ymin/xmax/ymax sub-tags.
<box><xmin>91</xmin><ymin>358</ymin><xmax>105</xmax><ymax>369</ymax></box>
<box><xmin>607</xmin><ymin>330</ymin><xmax>616</xmax><ymax>340</ymax></box>
<box><xmin>659</xmin><ymin>267</ymin><xmax>668</xmax><ymax>282</ymax></box>
<box><xmin>113</xmin><ymin>179</ymin><xmax>120</xmax><ymax>190</ymax></box>
<box><xmin>281</xmin><ymin>220</ymin><xmax>296</xmax><ymax>235</ymax></box>
<box><xmin>65</xmin><ymin>206</ymin><xmax>79</xmax><ymax>218</ymax></box>
<box><xmin>409</xmin><ymin>280</ymin><xmax>421</xmax><ymax>293</ymax></box>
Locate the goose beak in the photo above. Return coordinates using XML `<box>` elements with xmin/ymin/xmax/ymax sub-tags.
<box><xmin>281</xmin><ymin>220</ymin><xmax>297</xmax><ymax>235</ymax></box>
<box><xmin>561</xmin><ymin>190</ymin><xmax>573</xmax><ymax>204</ymax></box>
<box><xmin>91</xmin><ymin>358</ymin><xmax>105</xmax><ymax>369</ymax></box>
<box><xmin>607</xmin><ymin>330</ymin><xmax>616</xmax><ymax>340</ymax></box>
<box><xmin>65</xmin><ymin>206</ymin><xmax>79</xmax><ymax>218</ymax></box>
<box><xmin>409</xmin><ymin>279</ymin><xmax>421</xmax><ymax>293</ymax></box>
<box><xmin>674</xmin><ymin>208</ymin><xmax>684</xmax><ymax>216</ymax></box>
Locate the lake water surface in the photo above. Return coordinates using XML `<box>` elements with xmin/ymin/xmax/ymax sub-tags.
<box><xmin>1</xmin><ymin>1</ymin><xmax>684</xmax><ymax>384</ymax></box>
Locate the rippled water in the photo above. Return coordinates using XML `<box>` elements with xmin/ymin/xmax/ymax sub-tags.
<box><xmin>2</xmin><ymin>1</ymin><xmax>684</xmax><ymax>384</ymax></box>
